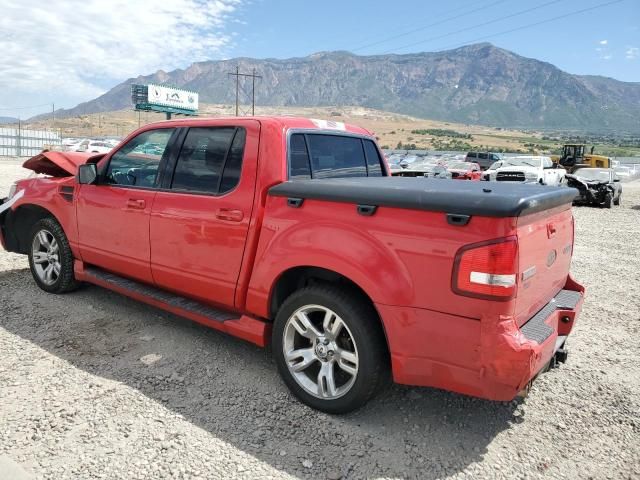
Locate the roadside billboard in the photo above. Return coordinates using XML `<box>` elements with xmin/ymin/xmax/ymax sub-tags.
<box><xmin>147</xmin><ymin>84</ymin><xmax>199</xmax><ymax>112</ymax></box>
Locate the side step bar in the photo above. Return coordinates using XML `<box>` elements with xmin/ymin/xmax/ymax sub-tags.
<box><xmin>75</xmin><ymin>262</ymin><xmax>270</xmax><ymax>347</ymax></box>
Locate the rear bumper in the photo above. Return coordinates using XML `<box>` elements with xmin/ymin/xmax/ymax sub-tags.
<box><xmin>377</xmin><ymin>275</ymin><xmax>585</xmax><ymax>401</ymax></box>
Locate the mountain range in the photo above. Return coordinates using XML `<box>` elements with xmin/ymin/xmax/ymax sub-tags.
<box><xmin>41</xmin><ymin>43</ymin><xmax>640</xmax><ymax>133</ymax></box>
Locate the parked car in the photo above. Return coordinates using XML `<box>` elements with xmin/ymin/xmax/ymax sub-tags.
<box><xmin>86</xmin><ymin>141</ymin><xmax>114</xmax><ymax>154</ymax></box>
<box><xmin>482</xmin><ymin>159</ymin><xmax>508</xmax><ymax>181</ymax></box>
<box><xmin>62</xmin><ymin>138</ymin><xmax>89</xmax><ymax>152</ymax></box>
<box><xmin>493</xmin><ymin>156</ymin><xmax>565</xmax><ymax>186</ymax></box>
<box><xmin>0</xmin><ymin>117</ymin><xmax>584</xmax><ymax>413</ymax></box>
<box><xmin>447</xmin><ymin>161</ymin><xmax>482</xmax><ymax>180</ymax></box>
<box><xmin>74</xmin><ymin>139</ymin><xmax>91</xmax><ymax>152</ymax></box>
<box><xmin>465</xmin><ymin>151</ymin><xmax>503</xmax><ymax>170</ymax></box>
<box><xmin>566</xmin><ymin>168</ymin><xmax>622</xmax><ymax>208</ymax></box>
<box><xmin>398</xmin><ymin>154</ymin><xmax>421</xmax><ymax>169</ymax></box>
<box><xmin>384</xmin><ymin>154</ymin><xmax>405</xmax><ymax>174</ymax></box>
<box><xmin>393</xmin><ymin>161</ymin><xmax>451</xmax><ymax>179</ymax></box>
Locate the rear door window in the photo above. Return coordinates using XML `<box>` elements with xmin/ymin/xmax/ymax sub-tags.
<box><xmin>289</xmin><ymin>133</ymin><xmax>384</xmax><ymax>179</ymax></box>
<box><xmin>171</xmin><ymin>127</ymin><xmax>245</xmax><ymax>195</ymax></box>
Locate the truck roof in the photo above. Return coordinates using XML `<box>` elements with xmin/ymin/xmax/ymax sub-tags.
<box><xmin>142</xmin><ymin>116</ymin><xmax>374</xmax><ymax>137</ymax></box>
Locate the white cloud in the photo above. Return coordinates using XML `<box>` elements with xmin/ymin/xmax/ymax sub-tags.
<box><xmin>626</xmin><ymin>46</ymin><xmax>639</xmax><ymax>60</ymax></box>
<box><xmin>599</xmin><ymin>39</ymin><xmax>608</xmax><ymax>45</ymax></box>
<box><xmin>0</xmin><ymin>0</ymin><xmax>244</xmax><ymax>117</ymax></box>
<box><xmin>603</xmin><ymin>54</ymin><xmax>612</xmax><ymax>61</ymax></box>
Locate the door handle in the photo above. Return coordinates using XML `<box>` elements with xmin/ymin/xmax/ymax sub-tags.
<box><xmin>216</xmin><ymin>208</ymin><xmax>244</xmax><ymax>222</ymax></box>
<box><xmin>126</xmin><ymin>199</ymin><xmax>146</xmax><ymax>210</ymax></box>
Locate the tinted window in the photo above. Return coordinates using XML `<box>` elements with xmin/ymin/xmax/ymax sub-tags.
<box><xmin>106</xmin><ymin>128</ymin><xmax>173</xmax><ymax>187</ymax></box>
<box><xmin>290</xmin><ymin>133</ymin><xmax>385</xmax><ymax>180</ymax></box>
<box><xmin>363</xmin><ymin>140</ymin><xmax>384</xmax><ymax>176</ymax></box>
<box><xmin>289</xmin><ymin>134</ymin><xmax>311</xmax><ymax>179</ymax></box>
<box><xmin>478</xmin><ymin>153</ymin><xmax>488</xmax><ymax>160</ymax></box>
<box><xmin>172</xmin><ymin>128</ymin><xmax>234</xmax><ymax>194</ymax></box>
<box><xmin>220</xmin><ymin>129</ymin><xmax>246</xmax><ymax>194</ymax></box>
<box><xmin>467</xmin><ymin>152</ymin><xmax>477</xmax><ymax>158</ymax></box>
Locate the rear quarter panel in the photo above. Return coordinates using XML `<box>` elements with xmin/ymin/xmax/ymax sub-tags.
<box><xmin>245</xmin><ymin>195</ymin><xmax>518</xmax><ymax>320</ymax></box>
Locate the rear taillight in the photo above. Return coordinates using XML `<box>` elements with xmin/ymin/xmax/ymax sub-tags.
<box><xmin>452</xmin><ymin>237</ymin><xmax>518</xmax><ymax>301</ymax></box>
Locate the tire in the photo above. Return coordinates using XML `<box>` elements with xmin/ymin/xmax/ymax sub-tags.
<box><xmin>614</xmin><ymin>193</ymin><xmax>621</xmax><ymax>206</ymax></box>
<box><xmin>603</xmin><ymin>193</ymin><xmax>612</xmax><ymax>209</ymax></box>
<box><xmin>272</xmin><ymin>284</ymin><xmax>388</xmax><ymax>414</ymax></box>
<box><xmin>28</xmin><ymin>217</ymin><xmax>79</xmax><ymax>294</ymax></box>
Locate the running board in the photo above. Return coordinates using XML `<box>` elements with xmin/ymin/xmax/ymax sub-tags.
<box><xmin>75</xmin><ymin>261</ymin><xmax>270</xmax><ymax>347</ymax></box>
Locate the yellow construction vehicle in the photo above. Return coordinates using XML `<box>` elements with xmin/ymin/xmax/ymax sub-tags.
<box><xmin>551</xmin><ymin>144</ymin><xmax>610</xmax><ymax>173</ymax></box>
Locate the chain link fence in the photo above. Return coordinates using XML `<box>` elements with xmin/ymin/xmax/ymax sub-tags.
<box><xmin>0</xmin><ymin>124</ymin><xmax>61</xmax><ymax>157</ymax></box>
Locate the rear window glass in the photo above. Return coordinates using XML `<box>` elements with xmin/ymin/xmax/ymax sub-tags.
<box><xmin>289</xmin><ymin>133</ymin><xmax>384</xmax><ymax>179</ymax></box>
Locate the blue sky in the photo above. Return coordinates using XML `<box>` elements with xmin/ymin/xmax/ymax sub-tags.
<box><xmin>0</xmin><ymin>0</ymin><xmax>638</xmax><ymax>119</ymax></box>
<box><xmin>231</xmin><ymin>0</ymin><xmax>639</xmax><ymax>79</ymax></box>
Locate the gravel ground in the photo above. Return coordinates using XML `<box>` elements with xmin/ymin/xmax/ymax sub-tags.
<box><xmin>1</xmin><ymin>158</ymin><xmax>639</xmax><ymax>479</ymax></box>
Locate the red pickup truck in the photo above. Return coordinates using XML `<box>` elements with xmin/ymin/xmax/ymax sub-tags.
<box><xmin>0</xmin><ymin>117</ymin><xmax>584</xmax><ymax>413</ymax></box>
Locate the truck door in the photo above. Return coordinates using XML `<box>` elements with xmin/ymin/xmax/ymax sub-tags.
<box><xmin>76</xmin><ymin>128</ymin><xmax>176</xmax><ymax>283</ymax></box>
<box><xmin>149</xmin><ymin>121</ymin><xmax>260</xmax><ymax>308</ymax></box>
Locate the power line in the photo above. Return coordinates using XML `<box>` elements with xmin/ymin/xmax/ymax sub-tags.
<box><xmin>381</xmin><ymin>0</ymin><xmax>568</xmax><ymax>54</ymax></box>
<box><xmin>434</xmin><ymin>0</ymin><xmax>625</xmax><ymax>53</ymax></box>
<box><xmin>351</xmin><ymin>0</ymin><xmax>510</xmax><ymax>53</ymax></box>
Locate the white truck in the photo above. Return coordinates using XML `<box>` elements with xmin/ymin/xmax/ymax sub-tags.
<box><xmin>487</xmin><ymin>156</ymin><xmax>566</xmax><ymax>186</ymax></box>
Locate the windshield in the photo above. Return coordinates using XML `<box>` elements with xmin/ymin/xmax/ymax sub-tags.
<box><xmin>574</xmin><ymin>169</ymin><xmax>611</xmax><ymax>181</ymax></box>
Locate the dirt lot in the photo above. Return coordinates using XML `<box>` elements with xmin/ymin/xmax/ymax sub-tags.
<box><xmin>1</xmin><ymin>158</ymin><xmax>639</xmax><ymax>479</ymax></box>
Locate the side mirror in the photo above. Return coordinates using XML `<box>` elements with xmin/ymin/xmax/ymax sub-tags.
<box><xmin>613</xmin><ymin>178</ymin><xmax>620</xmax><ymax>182</ymax></box>
<box><xmin>78</xmin><ymin>163</ymin><xmax>98</xmax><ymax>185</ymax></box>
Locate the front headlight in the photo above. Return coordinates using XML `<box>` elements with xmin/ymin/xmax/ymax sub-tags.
<box><xmin>7</xmin><ymin>183</ymin><xmax>17</xmax><ymax>200</ymax></box>
<box><xmin>524</xmin><ymin>172</ymin><xmax>538</xmax><ymax>180</ymax></box>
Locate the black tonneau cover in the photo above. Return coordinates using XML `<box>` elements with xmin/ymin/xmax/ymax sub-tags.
<box><xmin>269</xmin><ymin>177</ymin><xmax>578</xmax><ymax>217</ymax></box>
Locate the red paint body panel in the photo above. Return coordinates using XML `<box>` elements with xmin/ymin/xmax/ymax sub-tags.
<box><xmin>149</xmin><ymin>120</ymin><xmax>261</xmax><ymax>307</ymax></box>
<box><xmin>1</xmin><ymin>116</ymin><xmax>585</xmax><ymax>402</ymax></box>
<box><xmin>382</xmin><ymin>275</ymin><xmax>584</xmax><ymax>400</ymax></box>
<box><xmin>76</xmin><ymin>185</ymin><xmax>157</xmax><ymax>283</ymax></box>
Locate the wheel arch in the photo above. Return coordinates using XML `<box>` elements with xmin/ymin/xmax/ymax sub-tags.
<box><xmin>5</xmin><ymin>203</ymin><xmax>61</xmax><ymax>254</ymax></box>
<box><xmin>268</xmin><ymin>265</ymin><xmax>391</xmax><ymax>355</ymax></box>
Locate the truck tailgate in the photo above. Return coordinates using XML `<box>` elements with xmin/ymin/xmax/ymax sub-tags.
<box><xmin>514</xmin><ymin>206</ymin><xmax>574</xmax><ymax>326</ymax></box>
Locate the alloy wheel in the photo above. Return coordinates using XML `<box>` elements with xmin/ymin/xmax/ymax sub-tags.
<box><xmin>31</xmin><ymin>229</ymin><xmax>61</xmax><ymax>286</ymax></box>
<box><xmin>282</xmin><ymin>304</ymin><xmax>359</xmax><ymax>399</ymax></box>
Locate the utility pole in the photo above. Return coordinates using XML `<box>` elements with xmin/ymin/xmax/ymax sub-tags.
<box><xmin>52</xmin><ymin>103</ymin><xmax>55</xmax><ymax>132</ymax></box>
<box><xmin>252</xmin><ymin>68</ymin><xmax>256</xmax><ymax>115</ymax></box>
<box><xmin>227</xmin><ymin>67</ymin><xmax>262</xmax><ymax>116</ymax></box>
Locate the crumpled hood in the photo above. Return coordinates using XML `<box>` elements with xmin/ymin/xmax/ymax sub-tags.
<box><xmin>565</xmin><ymin>174</ymin><xmax>607</xmax><ymax>187</ymax></box>
<box><xmin>22</xmin><ymin>150</ymin><xmax>105</xmax><ymax>177</ymax></box>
